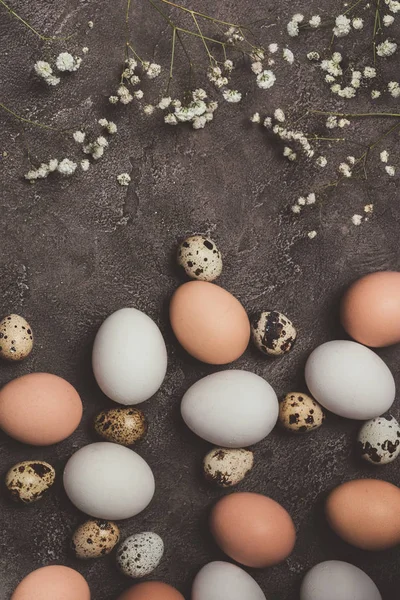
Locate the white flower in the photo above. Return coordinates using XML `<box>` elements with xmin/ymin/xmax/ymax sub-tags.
<box><xmin>204</xmin><ymin>112</ymin><xmax>213</xmax><ymax>122</ymax></box>
<box><xmin>207</xmin><ymin>101</ymin><xmax>218</xmax><ymax>113</ymax></box>
<box><xmin>193</xmin><ymin>89</ymin><xmax>207</xmax><ymax>101</ymax></box>
<box><xmin>297</xmin><ymin>196</ymin><xmax>306</xmax><ymax>205</ymax></box>
<box><xmin>364</xmin><ymin>203</ymin><xmax>374</xmax><ymax>214</ymax></box>
<box><xmin>158</xmin><ymin>97</ymin><xmax>172</xmax><ymax>110</ymax></box>
<box><xmin>351</xmin><ymin>70</ymin><xmax>362</xmax><ymax>88</ymax></box>
<box><xmin>117</xmin><ymin>85</ymin><xmax>133</xmax><ymax>104</ymax></box>
<box><xmin>250</xmin><ymin>112</ymin><xmax>261</xmax><ymax>123</ymax></box>
<box><xmin>88</xmin><ymin>20</ymin><xmax>94</xmax><ymax>28</ymax></box>
<box><xmin>109</xmin><ymin>95</ymin><xmax>119</xmax><ymax>104</ymax></box>
<box><xmin>376</xmin><ymin>39</ymin><xmax>397</xmax><ymax>56</ymax></box>
<box><xmin>269</xmin><ymin>43</ymin><xmax>278</xmax><ymax>53</ymax></box>
<box><xmin>338</xmin><ymin>118</ymin><xmax>351</xmax><ymax>128</ymax></box>
<box><xmin>82</xmin><ymin>47</ymin><xmax>89</xmax><ymax>54</ymax></box>
<box><xmin>333</xmin><ymin>14</ymin><xmax>351</xmax><ymax>37</ymax></box>
<box><xmin>338</xmin><ymin>86</ymin><xmax>357</xmax><ymax>98</ymax></box>
<box><xmin>145</xmin><ymin>63</ymin><xmax>161</xmax><ymax>79</ymax></box>
<box><xmin>309</xmin><ymin>15</ymin><xmax>321</xmax><ymax>27</ymax></box>
<box><xmin>274</xmin><ymin>108</ymin><xmax>285</xmax><ymax>122</ymax></box>
<box><xmin>292</xmin><ymin>13</ymin><xmax>304</xmax><ymax>23</ymax></box>
<box><xmin>339</xmin><ymin>162</ymin><xmax>352</xmax><ymax>177</ymax></box>
<box><xmin>193</xmin><ymin>116</ymin><xmax>207</xmax><ymax>129</ymax></box>
<box><xmin>291</xmin><ymin>204</ymin><xmax>301</xmax><ymax>213</ymax></box>
<box><xmin>332</xmin><ymin>52</ymin><xmax>342</xmax><ymax>63</ymax></box>
<box><xmin>307</xmin><ymin>193</ymin><xmax>316</xmax><ymax>204</ymax></box>
<box><xmin>321</xmin><ymin>57</ymin><xmax>342</xmax><ymax>77</ymax></box>
<box><xmin>134</xmin><ymin>90</ymin><xmax>144</xmax><ymax>100</ymax></box>
<box><xmin>130</xmin><ymin>75</ymin><xmax>140</xmax><ymax>85</ymax></box>
<box><xmin>383</xmin><ymin>14</ymin><xmax>395</xmax><ymax>25</ymax></box>
<box><xmin>73</xmin><ymin>130</ymin><xmax>86</xmax><ymax>143</ymax></box>
<box><xmin>92</xmin><ymin>146</ymin><xmax>104</xmax><ymax>160</ymax></box>
<box><xmin>222</xmin><ymin>89</ymin><xmax>242</xmax><ymax>103</ymax></box>
<box><xmin>388</xmin><ymin>81</ymin><xmax>400</xmax><ymax>97</ymax></box>
<box><xmin>308</xmin><ymin>230</ymin><xmax>317</xmax><ymax>239</ymax></box>
<box><xmin>107</xmin><ymin>121</ymin><xmax>117</xmax><ymax>134</ymax></box>
<box><xmin>386</xmin><ymin>0</ymin><xmax>400</xmax><ymax>12</ymax></box>
<box><xmin>380</xmin><ymin>150</ymin><xmax>389</xmax><ymax>162</ymax></box>
<box><xmin>316</xmin><ymin>156</ymin><xmax>327</xmax><ymax>167</ymax></box>
<box><xmin>48</xmin><ymin>159</ymin><xmax>58</xmax><ymax>171</ymax></box>
<box><xmin>164</xmin><ymin>113</ymin><xmax>178</xmax><ymax>125</ymax></box>
<box><xmin>326</xmin><ymin>116</ymin><xmax>338</xmax><ymax>129</ymax></box>
<box><xmin>283</xmin><ymin>48</ymin><xmax>294</xmax><ymax>64</ymax></box>
<box><xmin>224</xmin><ymin>60</ymin><xmax>234</xmax><ymax>71</ymax></box>
<box><xmin>256</xmin><ymin>70</ymin><xmax>276</xmax><ymax>90</ymax></box>
<box><xmin>98</xmin><ymin>118</ymin><xmax>108</xmax><ymax>127</ymax></box>
<box><xmin>34</xmin><ymin>61</ymin><xmax>60</xmax><ymax>86</ymax></box>
<box><xmin>143</xmin><ymin>104</ymin><xmax>155</xmax><ymax>115</ymax></box>
<box><xmin>307</xmin><ymin>51</ymin><xmax>320</xmax><ymax>61</ymax></box>
<box><xmin>251</xmin><ymin>61</ymin><xmax>263</xmax><ymax>74</ymax></box>
<box><xmin>95</xmin><ymin>136</ymin><xmax>108</xmax><ymax>148</ymax></box>
<box><xmin>385</xmin><ymin>165</ymin><xmax>396</xmax><ymax>176</ymax></box>
<box><xmin>263</xmin><ymin>117</ymin><xmax>272</xmax><ymax>128</ymax></box>
<box><xmin>287</xmin><ymin>21</ymin><xmax>299</xmax><ymax>37</ymax></box>
<box><xmin>56</xmin><ymin>52</ymin><xmax>81</xmax><ymax>72</ymax></box>
<box><xmin>117</xmin><ymin>173</ymin><xmax>131</xmax><ymax>186</ymax></box>
<box><xmin>81</xmin><ymin>159</ymin><xmax>90</xmax><ymax>171</ymax></box>
<box><xmin>126</xmin><ymin>57</ymin><xmax>137</xmax><ymax>72</ymax></box>
<box><xmin>364</xmin><ymin>66</ymin><xmax>376</xmax><ymax>78</ymax></box>
<box><xmin>283</xmin><ymin>147</ymin><xmax>297</xmax><ymax>161</ymax></box>
<box><xmin>191</xmin><ymin>100</ymin><xmax>207</xmax><ymax>116</ymax></box>
<box><xmin>325</xmin><ymin>75</ymin><xmax>335</xmax><ymax>83</ymax></box>
<box><xmin>347</xmin><ymin>156</ymin><xmax>356</xmax><ymax>165</ymax></box>
<box><xmin>352</xmin><ymin>17</ymin><xmax>364</xmax><ymax>29</ymax></box>
<box><xmin>57</xmin><ymin>158</ymin><xmax>77</xmax><ymax>176</ymax></box>
<box><xmin>174</xmin><ymin>107</ymin><xmax>194</xmax><ymax>122</ymax></box>
<box><xmin>352</xmin><ymin>214</ymin><xmax>363</xmax><ymax>225</ymax></box>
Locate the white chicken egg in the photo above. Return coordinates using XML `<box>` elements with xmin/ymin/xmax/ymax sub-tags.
<box><xmin>305</xmin><ymin>340</ymin><xmax>395</xmax><ymax>420</ymax></box>
<box><xmin>300</xmin><ymin>560</ymin><xmax>382</xmax><ymax>600</ymax></box>
<box><xmin>92</xmin><ymin>308</ymin><xmax>167</xmax><ymax>405</ymax></box>
<box><xmin>63</xmin><ymin>442</ymin><xmax>155</xmax><ymax>520</ymax></box>
<box><xmin>192</xmin><ymin>561</ymin><xmax>266</xmax><ymax>600</ymax></box>
<box><xmin>181</xmin><ymin>370</ymin><xmax>278</xmax><ymax>447</ymax></box>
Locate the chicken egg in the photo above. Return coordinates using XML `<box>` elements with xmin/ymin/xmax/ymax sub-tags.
<box><xmin>117</xmin><ymin>582</ymin><xmax>184</xmax><ymax>600</ymax></box>
<box><xmin>300</xmin><ymin>561</ymin><xmax>382</xmax><ymax>600</ymax></box>
<box><xmin>192</xmin><ymin>561</ymin><xmax>266</xmax><ymax>600</ymax></box>
<box><xmin>11</xmin><ymin>566</ymin><xmax>90</xmax><ymax>600</ymax></box>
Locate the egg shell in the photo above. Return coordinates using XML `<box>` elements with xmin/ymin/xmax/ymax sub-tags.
<box><xmin>6</xmin><ymin>461</ymin><xmax>55</xmax><ymax>504</ymax></box>
<box><xmin>72</xmin><ymin>520</ymin><xmax>120</xmax><ymax>559</ymax></box>
<box><xmin>305</xmin><ymin>340</ymin><xmax>395</xmax><ymax>419</ymax></box>
<box><xmin>251</xmin><ymin>311</ymin><xmax>296</xmax><ymax>356</ymax></box>
<box><xmin>63</xmin><ymin>442</ymin><xmax>155</xmax><ymax>520</ymax></box>
<box><xmin>177</xmin><ymin>235</ymin><xmax>223</xmax><ymax>281</ymax></box>
<box><xmin>94</xmin><ymin>407</ymin><xmax>147</xmax><ymax>446</ymax></box>
<box><xmin>326</xmin><ymin>478</ymin><xmax>400</xmax><ymax>550</ymax></box>
<box><xmin>341</xmin><ymin>271</ymin><xmax>400</xmax><ymax>347</ymax></box>
<box><xmin>279</xmin><ymin>392</ymin><xmax>325</xmax><ymax>433</ymax></box>
<box><xmin>117</xmin><ymin>582</ymin><xmax>184</xmax><ymax>600</ymax></box>
<box><xmin>300</xmin><ymin>561</ymin><xmax>382</xmax><ymax>600</ymax></box>
<box><xmin>11</xmin><ymin>565</ymin><xmax>90</xmax><ymax>600</ymax></box>
<box><xmin>357</xmin><ymin>415</ymin><xmax>400</xmax><ymax>464</ymax></box>
<box><xmin>117</xmin><ymin>532</ymin><xmax>164</xmax><ymax>578</ymax></box>
<box><xmin>170</xmin><ymin>281</ymin><xmax>250</xmax><ymax>365</ymax></box>
<box><xmin>181</xmin><ymin>370</ymin><xmax>278</xmax><ymax>447</ymax></box>
<box><xmin>92</xmin><ymin>308</ymin><xmax>167</xmax><ymax>405</ymax></box>
<box><xmin>0</xmin><ymin>373</ymin><xmax>83</xmax><ymax>445</ymax></box>
<box><xmin>210</xmin><ymin>492</ymin><xmax>296</xmax><ymax>567</ymax></box>
<box><xmin>0</xmin><ymin>314</ymin><xmax>33</xmax><ymax>361</ymax></box>
<box><xmin>203</xmin><ymin>448</ymin><xmax>254</xmax><ymax>487</ymax></box>
<box><xmin>192</xmin><ymin>561</ymin><xmax>266</xmax><ymax>600</ymax></box>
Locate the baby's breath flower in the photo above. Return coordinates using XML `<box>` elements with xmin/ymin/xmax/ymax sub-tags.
<box><xmin>364</xmin><ymin>204</ymin><xmax>374</xmax><ymax>213</ymax></box>
<box><xmin>385</xmin><ymin>165</ymin><xmax>396</xmax><ymax>175</ymax></box>
<box><xmin>222</xmin><ymin>89</ymin><xmax>242</xmax><ymax>103</ymax></box>
<box><xmin>333</xmin><ymin>14</ymin><xmax>351</xmax><ymax>37</ymax></box>
<box><xmin>307</xmin><ymin>193</ymin><xmax>316</xmax><ymax>204</ymax></box>
<box><xmin>88</xmin><ymin>20</ymin><xmax>94</xmax><ymax>28</ymax></box>
<box><xmin>109</xmin><ymin>95</ymin><xmax>119</xmax><ymax>104</ymax></box>
<box><xmin>251</xmin><ymin>61</ymin><xmax>263</xmax><ymax>74</ymax></box>
<box><xmin>126</xmin><ymin>57</ymin><xmax>137</xmax><ymax>72</ymax></box>
<box><xmin>383</xmin><ymin>14</ymin><xmax>395</xmax><ymax>25</ymax></box>
<box><xmin>380</xmin><ymin>150</ymin><xmax>389</xmax><ymax>162</ymax></box>
<box><xmin>257</xmin><ymin>70</ymin><xmax>276</xmax><ymax>90</ymax></box>
<box><xmin>339</xmin><ymin>162</ymin><xmax>352</xmax><ymax>177</ymax></box>
<box><xmin>326</xmin><ymin>116</ymin><xmax>338</xmax><ymax>129</ymax></box>
<box><xmin>73</xmin><ymin>130</ymin><xmax>86</xmax><ymax>143</ymax></box>
<box><xmin>263</xmin><ymin>117</ymin><xmax>272</xmax><ymax>128</ymax></box>
<box><xmin>98</xmin><ymin>118</ymin><xmax>108</xmax><ymax>127</ymax></box>
<box><xmin>158</xmin><ymin>97</ymin><xmax>172</xmax><ymax>110</ymax></box>
<box><xmin>325</xmin><ymin>75</ymin><xmax>336</xmax><ymax>83</ymax></box>
<box><xmin>316</xmin><ymin>156</ymin><xmax>327</xmax><ymax>167</ymax></box>
<box><xmin>57</xmin><ymin>158</ymin><xmax>77</xmax><ymax>176</ymax></box>
<box><xmin>96</xmin><ymin>136</ymin><xmax>108</xmax><ymax>148</ymax></box>
<box><xmin>130</xmin><ymin>75</ymin><xmax>140</xmax><ymax>85</ymax></box>
<box><xmin>308</xmin><ymin>230</ymin><xmax>317</xmax><ymax>239</ymax></box>
<box><xmin>224</xmin><ymin>60</ymin><xmax>234</xmax><ymax>71</ymax></box>
<box><xmin>352</xmin><ymin>214</ymin><xmax>363</xmax><ymax>225</ymax></box>
<box><xmin>386</xmin><ymin>0</ymin><xmax>400</xmax><ymax>12</ymax></box>
<box><xmin>134</xmin><ymin>90</ymin><xmax>144</xmax><ymax>100</ymax></box>
<box><xmin>107</xmin><ymin>122</ymin><xmax>117</xmax><ymax>134</ymax></box>
<box><xmin>352</xmin><ymin>17</ymin><xmax>364</xmax><ymax>29</ymax></box>
<box><xmin>287</xmin><ymin>20</ymin><xmax>299</xmax><ymax>37</ymax></box>
<box><xmin>351</xmin><ymin>70</ymin><xmax>362</xmax><ymax>88</ymax></box>
<box><xmin>307</xmin><ymin>51</ymin><xmax>320</xmax><ymax>61</ymax></box>
<box><xmin>48</xmin><ymin>159</ymin><xmax>58</xmax><ymax>172</ymax></box>
<box><xmin>193</xmin><ymin>89</ymin><xmax>207</xmax><ymax>101</ymax></box>
<box><xmin>283</xmin><ymin>48</ymin><xmax>294</xmax><ymax>64</ymax></box>
<box><xmin>291</xmin><ymin>204</ymin><xmax>301</xmax><ymax>213</ymax></box>
<box><xmin>145</xmin><ymin>63</ymin><xmax>161</xmax><ymax>79</ymax></box>
<box><xmin>292</xmin><ymin>13</ymin><xmax>304</xmax><ymax>23</ymax></box>
<box><xmin>347</xmin><ymin>156</ymin><xmax>356</xmax><ymax>165</ymax></box>
<box><xmin>371</xmin><ymin>90</ymin><xmax>381</xmax><ymax>98</ymax></box>
<box><xmin>274</xmin><ymin>108</ymin><xmax>286</xmax><ymax>122</ymax></box>
<box><xmin>82</xmin><ymin>47</ymin><xmax>89</xmax><ymax>54</ymax></box>
<box><xmin>164</xmin><ymin>113</ymin><xmax>178</xmax><ymax>125</ymax></box>
<box><xmin>92</xmin><ymin>146</ymin><xmax>104</xmax><ymax>160</ymax></box>
<box><xmin>338</xmin><ymin>86</ymin><xmax>357</xmax><ymax>98</ymax></box>
<box><xmin>34</xmin><ymin>61</ymin><xmax>60</xmax><ymax>86</ymax></box>
<box><xmin>250</xmin><ymin>112</ymin><xmax>261</xmax><ymax>123</ymax></box>
<box><xmin>376</xmin><ymin>39</ymin><xmax>398</xmax><ymax>56</ymax></box>
<box><xmin>204</xmin><ymin>112</ymin><xmax>213</xmax><ymax>123</ymax></box>
<box><xmin>364</xmin><ymin>66</ymin><xmax>377</xmax><ymax>78</ymax></box>
<box><xmin>297</xmin><ymin>196</ymin><xmax>306</xmax><ymax>205</ymax></box>
<box><xmin>117</xmin><ymin>173</ymin><xmax>131</xmax><ymax>186</ymax></box>
<box><xmin>309</xmin><ymin>15</ymin><xmax>321</xmax><ymax>27</ymax></box>
<box><xmin>388</xmin><ymin>81</ymin><xmax>400</xmax><ymax>97</ymax></box>
<box><xmin>143</xmin><ymin>104</ymin><xmax>155</xmax><ymax>115</ymax></box>
<box><xmin>193</xmin><ymin>115</ymin><xmax>207</xmax><ymax>129</ymax></box>
<box><xmin>81</xmin><ymin>159</ymin><xmax>90</xmax><ymax>171</ymax></box>
<box><xmin>338</xmin><ymin>118</ymin><xmax>351</xmax><ymax>128</ymax></box>
<box><xmin>269</xmin><ymin>43</ymin><xmax>279</xmax><ymax>54</ymax></box>
<box><xmin>56</xmin><ymin>52</ymin><xmax>81</xmax><ymax>72</ymax></box>
<box><xmin>118</xmin><ymin>85</ymin><xmax>133</xmax><ymax>104</ymax></box>
<box><xmin>321</xmin><ymin>56</ymin><xmax>343</xmax><ymax>77</ymax></box>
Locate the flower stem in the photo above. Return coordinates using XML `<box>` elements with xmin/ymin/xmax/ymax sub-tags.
<box><xmin>0</xmin><ymin>102</ymin><xmax>57</xmax><ymax>130</ymax></box>
<box><xmin>373</xmin><ymin>0</ymin><xmax>382</xmax><ymax>65</ymax></box>
<box><xmin>0</xmin><ymin>0</ymin><xmax>72</xmax><ymax>40</ymax></box>
<box><xmin>191</xmin><ymin>12</ymin><xmax>214</xmax><ymax>63</ymax></box>
<box><xmin>166</xmin><ymin>27</ymin><xmax>177</xmax><ymax>94</ymax></box>
<box><xmin>157</xmin><ymin>0</ymin><xmax>240</xmax><ymax>27</ymax></box>
<box><xmin>312</xmin><ymin>110</ymin><xmax>400</xmax><ymax>118</ymax></box>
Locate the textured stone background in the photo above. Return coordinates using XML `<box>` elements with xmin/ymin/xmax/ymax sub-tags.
<box><xmin>1</xmin><ymin>0</ymin><xmax>400</xmax><ymax>598</ymax></box>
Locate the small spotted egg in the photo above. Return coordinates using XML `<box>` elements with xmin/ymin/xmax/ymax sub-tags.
<box><xmin>0</xmin><ymin>314</ymin><xmax>33</xmax><ymax>361</ymax></box>
<box><xmin>177</xmin><ymin>235</ymin><xmax>222</xmax><ymax>281</ymax></box>
<box><xmin>94</xmin><ymin>407</ymin><xmax>147</xmax><ymax>446</ymax></box>
<box><xmin>279</xmin><ymin>393</ymin><xmax>325</xmax><ymax>433</ymax></box>
<box><xmin>203</xmin><ymin>448</ymin><xmax>254</xmax><ymax>488</ymax></box>
<box><xmin>116</xmin><ymin>532</ymin><xmax>164</xmax><ymax>578</ymax></box>
<box><xmin>251</xmin><ymin>311</ymin><xmax>296</xmax><ymax>356</ymax></box>
<box><xmin>357</xmin><ymin>415</ymin><xmax>400</xmax><ymax>465</ymax></box>
<box><xmin>72</xmin><ymin>520</ymin><xmax>120</xmax><ymax>559</ymax></box>
<box><xmin>6</xmin><ymin>461</ymin><xmax>55</xmax><ymax>504</ymax></box>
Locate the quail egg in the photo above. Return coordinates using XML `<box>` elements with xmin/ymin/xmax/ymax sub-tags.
<box><xmin>6</xmin><ymin>460</ymin><xmax>55</xmax><ymax>504</ymax></box>
<box><xmin>117</xmin><ymin>532</ymin><xmax>164</xmax><ymax>578</ymax></box>
<box><xmin>279</xmin><ymin>393</ymin><xmax>325</xmax><ymax>433</ymax></box>
<box><xmin>0</xmin><ymin>314</ymin><xmax>33</xmax><ymax>361</ymax></box>
<box><xmin>94</xmin><ymin>407</ymin><xmax>147</xmax><ymax>446</ymax></box>
<box><xmin>177</xmin><ymin>235</ymin><xmax>222</xmax><ymax>281</ymax></box>
<box><xmin>251</xmin><ymin>311</ymin><xmax>296</xmax><ymax>356</ymax></box>
<box><xmin>72</xmin><ymin>519</ymin><xmax>120</xmax><ymax>559</ymax></box>
<box><xmin>357</xmin><ymin>415</ymin><xmax>400</xmax><ymax>465</ymax></box>
<box><xmin>203</xmin><ymin>448</ymin><xmax>254</xmax><ymax>487</ymax></box>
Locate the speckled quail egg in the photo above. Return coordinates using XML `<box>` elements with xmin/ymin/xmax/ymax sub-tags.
<box><xmin>6</xmin><ymin>460</ymin><xmax>55</xmax><ymax>504</ymax></box>
<box><xmin>94</xmin><ymin>407</ymin><xmax>147</xmax><ymax>446</ymax></box>
<box><xmin>357</xmin><ymin>415</ymin><xmax>400</xmax><ymax>465</ymax></box>
<box><xmin>251</xmin><ymin>311</ymin><xmax>296</xmax><ymax>356</ymax></box>
<box><xmin>203</xmin><ymin>448</ymin><xmax>254</xmax><ymax>488</ymax></box>
<box><xmin>72</xmin><ymin>519</ymin><xmax>120</xmax><ymax>559</ymax></box>
<box><xmin>279</xmin><ymin>393</ymin><xmax>325</xmax><ymax>433</ymax></box>
<box><xmin>0</xmin><ymin>314</ymin><xmax>33</xmax><ymax>361</ymax></box>
<box><xmin>177</xmin><ymin>235</ymin><xmax>223</xmax><ymax>281</ymax></box>
<box><xmin>116</xmin><ymin>532</ymin><xmax>164</xmax><ymax>578</ymax></box>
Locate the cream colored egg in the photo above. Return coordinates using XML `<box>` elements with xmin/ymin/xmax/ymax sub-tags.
<box><xmin>6</xmin><ymin>461</ymin><xmax>55</xmax><ymax>504</ymax></box>
<box><xmin>177</xmin><ymin>235</ymin><xmax>223</xmax><ymax>281</ymax></box>
<box><xmin>279</xmin><ymin>392</ymin><xmax>325</xmax><ymax>433</ymax></box>
<box><xmin>0</xmin><ymin>314</ymin><xmax>33</xmax><ymax>361</ymax></box>
<box><xmin>72</xmin><ymin>519</ymin><xmax>120</xmax><ymax>559</ymax></box>
<box><xmin>203</xmin><ymin>448</ymin><xmax>254</xmax><ymax>487</ymax></box>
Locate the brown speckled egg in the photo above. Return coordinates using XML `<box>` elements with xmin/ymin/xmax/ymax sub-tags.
<box><xmin>203</xmin><ymin>448</ymin><xmax>254</xmax><ymax>488</ymax></box>
<box><xmin>94</xmin><ymin>407</ymin><xmax>147</xmax><ymax>446</ymax></box>
<box><xmin>0</xmin><ymin>314</ymin><xmax>33</xmax><ymax>361</ymax></box>
<box><xmin>72</xmin><ymin>519</ymin><xmax>120</xmax><ymax>559</ymax></box>
<box><xmin>6</xmin><ymin>461</ymin><xmax>55</xmax><ymax>504</ymax></box>
<box><xmin>251</xmin><ymin>311</ymin><xmax>296</xmax><ymax>356</ymax></box>
<box><xmin>279</xmin><ymin>392</ymin><xmax>325</xmax><ymax>433</ymax></box>
<box><xmin>177</xmin><ymin>235</ymin><xmax>223</xmax><ymax>281</ymax></box>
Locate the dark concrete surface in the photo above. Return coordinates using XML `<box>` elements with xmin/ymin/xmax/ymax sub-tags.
<box><xmin>1</xmin><ymin>0</ymin><xmax>400</xmax><ymax>598</ymax></box>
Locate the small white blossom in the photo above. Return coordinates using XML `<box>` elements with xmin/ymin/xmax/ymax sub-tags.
<box><xmin>158</xmin><ymin>97</ymin><xmax>172</xmax><ymax>110</ymax></box>
<box><xmin>338</xmin><ymin>118</ymin><xmax>351</xmax><ymax>128</ymax></box>
<box><xmin>283</xmin><ymin>48</ymin><xmax>294</xmax><ymax>64</ymax></box>
<box><xmin>287</xmin><ymin>21</ymin><xmax>299</xmax><ymax>37</ymax></box>
<box><xmin>352</xmin><ymin>17</ymin><xmax>364</xmax><ymax>29</ymax></box>
<box><xmin>308</xmin><ymin>230</ymin><xmax>317</xmax><ymax>239</ymax></box>
<box><xmin>164</xmin><ymin>113</ymin><xmax>178</xmax><ymax>125</ymax></box>
<box><xmin>88</xmin><ymin>20</ymin><xmax>94</xmax><ymax>28</ymax></box>
<box><xmin>73</xmin><ymin>130</ymin><xmax>86</xmax><ymax>143</ymax></box>
<box><xmin>96</xmin><ymin>136</ymin><xmax>108</xmax><ymax>148</ymax></box>
<box><xmin>207</xmin><ymin>101</ymin><xmax>218</xmax><ymax>113</ymax></box>
<box><xmin>57</xmin><ymin>158</ymin><xmax>77</xmax><ymax>176</ymax></box>
<box><xmin>257</xmin><ymin>70</ymin><xmax>276</xmax><ymax>89</ymax></box>
<box><xmin>263</xmin><ymin>117</ymin><xmax>272</xmax><ymax>128</ymax></box>
<box><xmin>386</xmin><ymin>0</ymin><xmax>400</xmax><ymax>12</ymax></box>
<box><xmin>347</xmin><ymin>156</ymin><xmax>356</xmax><ymax>165</ymax></box>
<box><xmin>339</xmin><ymin>162</ymin><xmax>352</xmax><ymax>177</ymax></box>
<box><xmin>117</xmin><ymin>173</ymin><xmax>131</xmax><ymax>186</ymax></box>
<box><xmin>383</xmin><ymin>14</ymin><xmax>395</xmax><ymax>25</ymax></box>
<box><xmin>117</xmin><ymin>85</ymin><xmax>133</xmax><ymax>104</ymax></box>
<box><xmin>92</xmin><ymin>146</ymin><xmax>104</xmax><ymax>160</ymax></box>
<box><xmin>380</xmin><ymin>150</ymin><xmax>389</xmax><ymax>162</ymax></box>
<box><xmin>98</xmin><ymin>118</ymin><xmax>108</xmax><ymax>127</ymax></box>
<box><xmin>388</xmin><ymin>81</ymin><xmax>400</xmax><ymax>97</ymax></box>
<box><xmin>307</xmin><ymin>51</ymin><xmax>320</xmax><ymax>61</ymax></box>
<box><xmin>251</xmin><ymin>61</ymin><xmax>263</xmax><ymax>74</ymax></box>
<box><xmin>109</xmin><ymin>95</ymin><xmax>119</xmax><ymax>104</ymax></box>
<box><xmin>338</xmin><ymin>86</ymin><xmax>357</xmax><ymax>98</ymax></box>
<box><xmin>145</xmin><ymin>63</ymin><xmax>161</xmax><ymax>79</ymax></box>
<box><xmin>325</xmin><ymin>75</ymin><xmax>335</xmax><ymax>83</ymax></box>
<box><xmin>352</xmin><ymin>214</ymin><xmax>363</xmax><ymax>225</ymax></box>
<box><xmin>364</xmin><ymin>204</ymin><xmax>374</xmax><ymax>213</ymax></box>
<box><xmin>81</xmin><ymin>159</ymin><xmax>90</xmax><ymax>171</ymax></box>
<box><xmin>250</xmin><ymin>112</ymin><xmax>261</xmax><ymax>123</ymax></box>
<box><xmin>269</xmin><ymin>43</ymin><xmax>279</xmax><ymax>53</ymax></box>
<box><xmin>193</xmin><ymin>89</ymin><xmax>207</xmax><ymax>101</ymax></box>
<box><xmin>130</xmin><ymin>75</ymin><xmax>140</xmax><ymax>85</ymax></box>
<box><xmin>371</xmin><ymin>90</ymin><xmax>381</xmax><ymax>98</ymax></box>
<box><xmin>224</xmin><ymin>60</ymin><xmax>234</xmax><ymax>71</ymax></box>
<box><xmin>34</xmin><ymin>61</ymin><xmax>60</xmax><ymax>86</ymax></box>
<box><xmin>321</xmin><ymin>57</ymin><xmax>342</xmax><ymax>77</ymax></box>
<box><xmin>193</xmin><ymin>115</ymin><xmax>207</xmax><ymax>129</ymax></box>
<box><xmin>326</xmin><ymin>116</ymin><xmax>338</xmax><ymax>129</ymax></box>
<box><xmin>283</xmin><ymin>147</ymin><xmax>297</xmax><ymax>161</ymax></box>
<box><xmin>143</xmin><ymin>104</ymin><xmax>155</xmax><ymax>115</ymax></box>
<box><xmin>376</xmin><ymin>39</ymin><xmax>398</xmax><ymax>56</ymax></box>
<box><xmin>204</xmin><ymin>112</ymin><xmax>214</xmax><ymax>122</ymax></box>
<box><xmin>316</xmin><ymin>156</ymin><xmax>327</xmax><ymax>167</ymax></box>
<box><xmin>48</xmin><ymin>159</ymin><xmax>58</xmax><ymax>172</ymax></box>
<box><xmin>307</xmin><ymin>193</ymin><xmax>316</xmax><ymax>204</ymax></box>
<box><xmin>364</xmin><ymin>66</ymin><xmax>377</xmax><ymax>78</ymax></box>
<box><xmin>251</xmin><ymin>48</ymin><xmax>265</xmax><ymax>61</ymax></box>
<box><xmin>222</xmin><ymin>89</ymin><xmax>242</xmax><ymax>103</ymax></box>
<box><xmin>309</xmin><ymin>15</ymin><xmax>321</xmax><ymax>27</ymax></box>
<box><xmin>82</xmin><ymin>47</ymin><xmax>89</xmax><ymax>54</ymax></box>
<box><xmin>297</xmin><ymin>196</ymin><xmax>306</xmax><ymax>206</ymax></box>
<box><xmin>291</xmin><ymin>204</ymin><xmax>301</xmax><ymax>213</ymax></box>
<box><xmin>351</xmin><ymin>70</ymin><xmax>362</xmax><ymax>88</ymax></box>
<box><xmin>333</xmin><ymin>14</ymin><xmax>351</xmax><ymax>37</ymax></box>
<box><xmin>107</xmin><ymin>122</ymin><xmax>117</xmax><ymax>134</ymax></box>
<box><xmin>274</xmin><ymin>108</ymin><xmax>286</xmax><ymax>122</ymax></box>
<box><xmin>56</xmin><ymin>52</ymin><xmax>81</xmax><ymax>72</ymax></box>
<box><xmin>134</xmin><ymin>90</ymin><xmax>144</xmax><ymax>100</ymax></box>
<box><xmin>292</xmin><ymin>13</ymin><xmax>304</xmax><ymax>23</ymax></box>
<box><xmin>385</xmin><ymin>165</ymin><xmax>396</xmax><ymax>175</ymax></box>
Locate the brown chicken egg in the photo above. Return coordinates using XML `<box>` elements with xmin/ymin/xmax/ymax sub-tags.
<box><xmin>117</xmin><ymin>582</ymin><xmax>184</xmax><ymax>600</ymax></box>
<box><xmin>170</xmin><ymin>281</ymin><xmax>250</xmax><ymax>364</ymax></box>
<box><xmin>326</xmin><ymin>479</ymin><xmax>400</xmax><ymax>550</ymax></box>
<box><xmin>11</xmin><ymin>565</ymin><xmax>90</xmax><ymax>600</ymax></box>
<box><xmin>341</xmin><ymin>271</ymin><xmax>400</xmax><ymax>347</ymax></box>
